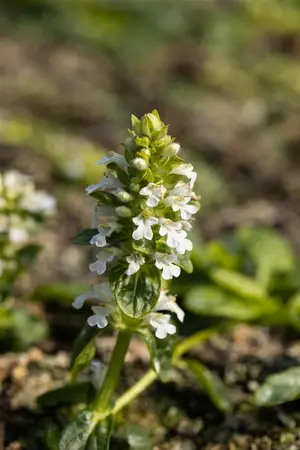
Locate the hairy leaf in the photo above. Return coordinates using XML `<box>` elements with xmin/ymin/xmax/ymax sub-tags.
<box><xmin>110</xmin><ymin>264</ymin><xmax>161</xmax><ymax>318</ymax></box>
<box><xmin>255</xmin><ymin>367</ymin><xmax>300</xmax><ymax>406</ymax></box>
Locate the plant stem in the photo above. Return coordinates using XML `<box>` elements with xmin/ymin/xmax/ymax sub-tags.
<box><xmin>112</xmin><ymin>370</ymin><xmax>157</xmax><ymax>415</ymax></box>
<box><xmin>94</xmin><ymin>330</ymin><xmax>132</xmax><ymax>414</ymax></box>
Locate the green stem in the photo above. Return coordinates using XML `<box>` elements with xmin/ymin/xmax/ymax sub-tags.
<box><xmin>112</xmin><ymin>370</ymin><xmax>157</xmax><ymax>415</ymax></box>
<box><xmin>94</xmin><ymin>330</ymin><xmax>132</xmax><ymax>414</ymax></box>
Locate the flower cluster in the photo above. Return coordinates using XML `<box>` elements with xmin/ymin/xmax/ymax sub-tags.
<box><xmin>74</xmin><ymin>111</ymin><xmax>199</xmax><ymax>338</ymax></box>
<box><xmin>0</xmin><ymin>170</ymin><xmax>56</xmax><ymax>279</ymax></box>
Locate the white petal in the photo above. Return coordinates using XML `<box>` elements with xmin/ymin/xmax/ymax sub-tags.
<box><xmin>146</xmin><ymin>196</ymin><xmax>159</xmax><ymax>207</ymax></box>
<box><xmin>171</xmin><ymin>264</ymin><xmax>181</xmax><ymax>278</ymax></box>
<box><xmin>132</xmin><ymin>226</ymin><xmax>144</xmax><ymax>241</ymax></box>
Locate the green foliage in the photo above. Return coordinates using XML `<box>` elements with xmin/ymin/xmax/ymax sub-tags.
<box><xmin>72</xmin><ymin>339</ymin><xmax>96</xmax><ymax>381</ymax></box>
<box><xmin>110</xmin><ymin>264</ymin><xmax>161</xmax><ymax>318</ymax></box>
<box><xmin>86</xmin><ymin>418</ymin><xmax>114</xmax><ymax>450</ymax></box>
<box><xmin>180</xmin><ymin>227</ymin><xmax>300</xmax><ymax>329</ymax></box>
<box><xmin>38</xmin><ymin>382</ymin><xmax>94</xmax><ymax>408</ymax></box>
<box><xmin>184</xmin><ymin>359</ymin><xmax>233</xmax><ymax>413</ymax></box>
<box><xmin>124</xmin><ymin>424</ymin><xmax>152</xmax><ymax>450</ymax></box>
<box><xmin>73</xmin><ymin>229</ymin><xmax>98</xmax><ymax>245</ymax></box>
<box><xmin>184</xmin><ymin>286</ymin><xmax>279</xmax><ymax>321</ymax></box>
<box><xmin>59</xmin><ymin>410</ymin><xmax>96</xmax><ymax>450</ymax></box>
<box><xmin>71</xmin><ymin>323</ymin><xmax>102</xmax><ymax>366</ymax></box>
<box><xmin>254</xmin><ymin>367</ymin><xmax>300</xmax><ymax>407</ymax></box>
<box><xmin>237</xmin><ymin>227</ymin><xmax>295</xmax><ymax>288</ymax></box>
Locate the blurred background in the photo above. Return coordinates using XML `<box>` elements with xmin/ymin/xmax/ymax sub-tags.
<box><xmin>1</xmin><ymin>0</ymin><xmax>300</xmax><ymax>340</ymax></box>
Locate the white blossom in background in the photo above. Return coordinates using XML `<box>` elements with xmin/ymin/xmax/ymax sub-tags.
<box><xmin>72</xmin><ymin>282</ymin><xmax>113</xmax><ymax>310</ymax></box>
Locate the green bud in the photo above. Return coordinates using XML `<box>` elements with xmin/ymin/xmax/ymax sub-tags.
<box><xmin>140</xmin><ymin>117</ymin><xmax>152</xmax><ymax>137</ymax></box>
<box><xmin>117</xmin><ymin>190</ymin><xmax>133</xmax><ymax>203</ymax></box>
<box><xmin>131</xmin><ymin>114</ymin><xmax>140</xmax><ymax>134</ymax></box>
<box><xmin>115</xmin><ymin>206</ymin><xmax>132</xmax><ymax>218</ymax></box>
<box><xmin>146</xmin><ymin>113</ymin><xmax>162</xmax><ymax>132</ymax></box>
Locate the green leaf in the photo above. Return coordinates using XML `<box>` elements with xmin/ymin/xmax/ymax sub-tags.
<box><xmin>237</xmin><ymin>227</ymin><xmax>295</xmax><ymax>288</ymax></box>
<box><xmin>32</xmin><ymin>282</ymin><xmax>87</xmax><ymax>305</ymax></box>
<box><xmin>110</xmin><ymin>264</ymin><xmax>161</xmax><ymax>318</ymax></box>
<box><xmin>86</xmin><ymin>417</ymin><xmax>114</xmax><ymax>450</ymax></box>
<box><xmin>38</xmin><ymin>382</ymin><xmax>94</xmax><ymax>407</ymax></box>
<box><xmin>210</xmin><ymin>268</ymin><xmax>267</xmax><ymax>300</ymax></box>
<box><xmin>16</xmin><ymin>244</ymin><xmax>42</xmax><ymax>268</ymax></box>
<box><xmin>176</xmin><ymin>252</ymin><xmax>193</xmax><ymax>274</ymax></box>
<box><xmin>89</xmin><ymin>191</ymin><xmax>120</xmax><ymax>206</ymax></box>
<box><xmin>72</xmin><ymin>339</ymin><xmax>96</xmax><ymax>380</ymax></box>
<box><xmin>184</xmin><ymin>359</ymin><xmax>233</xmax><ymax>412</ymax></box>
<box><xmin>125</xmin><ymin>424</ymin><xmax>152</xmax><ymax>450</ymax></box>
<box><xmin>132</xmin><ymin>238</ymin><xmax>155</xmax><ymax>255</ymax></box>
<box><xmin>59</xmin><ymin>410</ymin><xmax>96</xmax><ymax>450</ymax></box>
<box><xmin>71</xmin><ymin>323</ymin><xmax>102</xmax><ymax>366</ymax></box>
<box><xmin>254</xmin><ymin>367</ymin><xmax>300</xmax><ymax>406</ymax></box>
<box><xmin>155</xmin><ymin>334</ymin><xmax>178</xmax><ymax>381</ymax></box>
<box><xmin>44</xmin><ymin>425</ymin><xmax>61</xmax><ymax>450</ymax></box>
<box><xmin>184</xmin><ymin>285</ymin><xmax>279</xmax><ymax>321</ymax></box>
<box><xmin>73</xmin><ymin>228</ymin><xmax>98</xmax><ymax>245</ymax></box>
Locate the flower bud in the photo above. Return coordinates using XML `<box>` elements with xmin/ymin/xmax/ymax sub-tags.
<box><xmin>140</xmin><ymin>148</ymin><xmax>151</xmax><ymax>158</ymax></box>
<box><xmin>117</xmin><ymin>190</ymin><xmax>133</xmax><ymax>203</ymax></box>
<box><xmin>165</xmin><ymin>142</ymin><xmax>180</xmax><ymax>157</ymax></box>
<box><xmin>146</xmin><ymin>113</ymin><xmax>162</xmax><ymax>132</ymax></box>
<box><xmin>115</xmin><ymin>206</ymin><xmax>132</xmax><ymax>218</ymax></box>
<box><xmin>132</xmin><ymin>157</ymin><xmax>148</xmax><ymax>171</ymax></box>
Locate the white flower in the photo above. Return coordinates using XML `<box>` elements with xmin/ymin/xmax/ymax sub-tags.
<box><xmin>165</xmin><ymin>142</ymin><xmax>180</xmax><ymax>157</ymax></box>
<box><xmin>86</xmin><ymin>176</ymin><xmax>123</xmax><ymax>195</ymax></box>
<box><xmin>132</xmin><ymin>214</ymin><xmax>158</xmax><ymax>241</ymax></box>
<box><xmin>158</xmin><ymin>218</ymin><xmax>182</xmax><ymax>247</ymax></box>
<box><xmin>148</xmin><ymin>313</ymin><xmax>176</xmax><ymax>339</ymax></box>
<box><xmin>181</xmin><ymin>220</ymin><xmax>193</xmax><ymax>231</ymax></box>
<box><xmin>89</xmin><ymin>249</ymin><xmax>117</xmax><ymax>275</ymax></box>
<box><xmin>155</xmin><ymin>290</ymin><xmax>184</xmax><ymax>322</ymax></box>
<box><xmin>126</xmin><ymin>252</ymin><xmax>145</xmax><ymax>275</ymax></box>
<box><xmin>154</xmin><ymin>253</ymin><xmax>181</xmax><ymax>280</ymax></box>
<box><xmin>168</xmin><ymin>181</ymin><xmax>193</xmax><ymax>198</ymax></box>
<box><xmin>173</xmin><ymin>230</ymin><xmax>193</xmax><ymax>254</ymax></box>
<box><xmin>20</xmin><ymin>191</ymin><xmax>56</xmax><ymax>215</ymax></box>
<box><xmin>90</xmin><ymin>228</ymin><xmax>109</xmax><ymax>247</ymax></box>
<box><xmin>87</xmin><ymin>305</ymin><xmax>111</xmax><ymax>329</ymax></box>
<box><xmin>72</xmin><ymin>282</ymin><xmax>113</xmax><ymax>309</ymax></box>
<box><xmin>169</xmin><ymin>197</ymin><xmax>198</xmax><ymax>220</ymax></box>
<box><xmin>9</xmin><ymin>225</ymin><xmax>29</xmax><ymax>243</ymax></box>
<box><xmin>90</xmin><ymin>222</ymin><xmax>121</xmax><ymax>247</ymax></box>
<box><xmin>139</xmin><ymin>183</ymin><xmax>166</xmax><ymax>207</ymax></box>
<box><xmin>95</xmin><ymin>151</ymin><xmax>128</xmax><ymax>168</ymax></box>
<box><xmin>172</xmin><ymin>164</ymin><xmax>197</xmax><ymax>188</ymax></box>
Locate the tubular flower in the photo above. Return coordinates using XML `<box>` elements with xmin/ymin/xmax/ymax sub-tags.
<box><xmin>73</xmin><ymin>111</ymin><xmax>199</xmax><ymax>338</ymax></box>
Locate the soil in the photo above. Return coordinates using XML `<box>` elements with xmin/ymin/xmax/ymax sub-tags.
<box><xmin>2</xmin><ymin>325</ymin><xmax>300</xmax><ymax>450</ymax></box>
